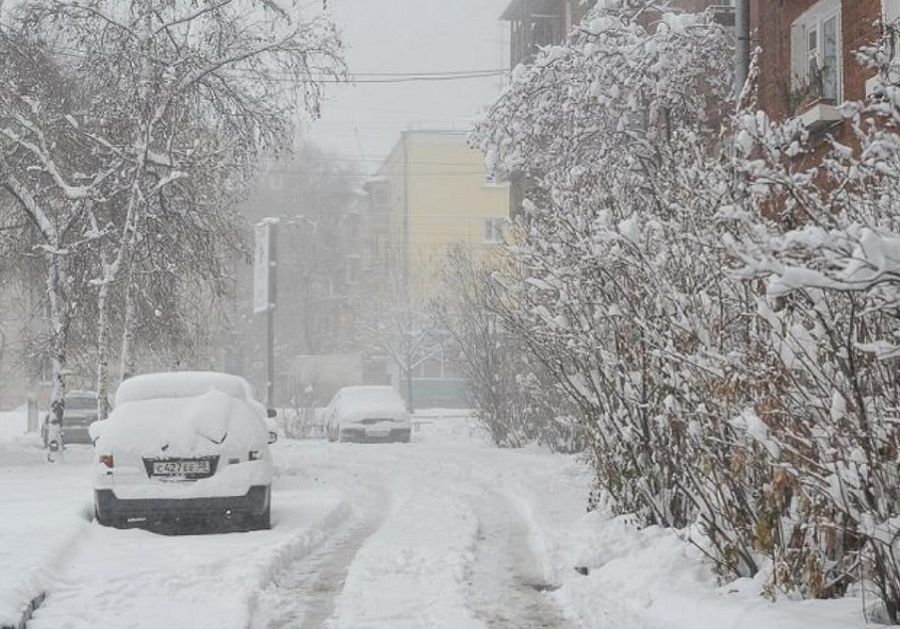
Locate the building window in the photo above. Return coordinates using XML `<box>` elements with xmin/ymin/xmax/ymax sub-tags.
<box><xmin>345</xmin><ymin>255</ymin><xmax>361</xmax><ymax>285</ymax></box>
<box><xmin>791</xmin><ymin>0</ymin><xmax>842</xmax><ymax>104</ymax></box>
<box><xmin>483</xmin><ymin>217</ymin><xmax>507</xmax><ymax>244</ymax></box>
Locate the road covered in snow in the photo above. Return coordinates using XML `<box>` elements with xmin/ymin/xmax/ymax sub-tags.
<box><xmin>0</xmin><ymin>411</ymin><xmax>880</xmax><ymax>629</ymax></box>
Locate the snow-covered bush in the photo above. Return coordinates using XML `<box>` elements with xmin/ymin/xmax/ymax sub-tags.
<box><xmin>474</xmin><ymin>2</ymin><xmax>774</xmax><ymax>574</ymax></box>
<box><xmin>434</xmin><ymin>245</ymin><xmax>582</xmax><ymax>452</ymax></box>
<box><xmin>476</xmin><ymin>1</ymin><xmax>900</xmax><ymax>618</ymax></box>
<box><xmin>723</xmin><ymin>51</ymin><xmax>900</xmax><ymax>620</ymax></box>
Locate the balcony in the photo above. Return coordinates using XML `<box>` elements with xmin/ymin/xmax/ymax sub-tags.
<box><xmin>799</xmin><ymin>102</ymin><xmax>842</xmax><ymax>131</ymax></box>
<box><xmin>795</xmin><ymin>63</ymin><xmax>842</xmax><ymax>132</ymax></box>
<box><xmin>501</xmin><ymin>0</ymin><xmax>564</xmax><ymax>67</ymax></box>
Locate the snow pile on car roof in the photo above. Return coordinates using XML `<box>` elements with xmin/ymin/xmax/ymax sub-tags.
<box><xmin>100</xmin><ymin>389</ymin><xmax>264</xmax><ymax>457</ymax></box>
<box><xmin>115</xmin><ymin>371</ymin><xmax>249</xmax><ymax>406</ymax></box>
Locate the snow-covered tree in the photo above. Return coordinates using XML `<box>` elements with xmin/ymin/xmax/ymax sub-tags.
<box><xmin>2</xmin><ymin>0</ymin><xmax>346</xmax><ymax>419</ymax></box>
<box><xmin>0</xmin><ymin>28</ymin><xmax>103</xmax><ymax>451</ymax></box>
<box><xmin>434</xmin><ymin>244</ymin><xmax>581</xmax><ymax>451</ymax></box>
<box><xmin>357</xmin><ymin>277</ymin><xmax>440</xmax><ymax>413</ymax></box>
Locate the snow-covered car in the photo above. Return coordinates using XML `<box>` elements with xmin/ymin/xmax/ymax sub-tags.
<box><xmin>41</xmin><ymin>391</ymin><xmax>103</xmax><ymax>447</ymax></box>
<box><xmin>90</xmin><ymin>371</ymin><xmax>277</xmax><ymax>529</ymax></box>
<box><xmin>324</xmin><ymin>385</ymin><xmax>411</xmax><ymax>443</ymax></box>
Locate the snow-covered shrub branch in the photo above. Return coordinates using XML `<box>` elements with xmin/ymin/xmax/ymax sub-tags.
<box><xmin>722</xmin><ymin>52</ymin><xmax>900</xmax><ymax>619</ymax></box>
<box><xmin>434</xmin><ymin>245</ymin><xmax>582</xmax><ymax>452</ymax></box>
<box><xmin>474</xmin><ymin>1</ymin><xmax>900</xmax><ymax>617</ymax></box>
<box><xmin>473</xmin><ymin>2</ymin><xmax>778</xmax><ymax>577</ymax></box>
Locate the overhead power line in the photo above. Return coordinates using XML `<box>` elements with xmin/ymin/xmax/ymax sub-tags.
<box><xmin>47</xmin><ymin>45</ymin><xmax>507</xmax><ymax>83</ymax></box>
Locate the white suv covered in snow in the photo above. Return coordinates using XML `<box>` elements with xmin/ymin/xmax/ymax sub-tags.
<box><xmin>90</xmin><ymin>372</ymin><xmax>276</xmax><ymax>529</ymax></box>
<box><xmin>325</xmin><ymin>385</ymin><xmax>411</xmax><ymax>443</ymax></box>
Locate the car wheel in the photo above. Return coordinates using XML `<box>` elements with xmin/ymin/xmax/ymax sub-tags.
<box><xmin>247</xmin><ymin>503</ymin><xmax>271</xmax><ymax>531</ymax></box>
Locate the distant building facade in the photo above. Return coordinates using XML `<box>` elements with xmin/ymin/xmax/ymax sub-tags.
<box><xmin>363</xmin><ymin>130</ymin><xmax>510</xmax><ymax>407</ymax></box>
<box><xmin>364</xmin><ymin>130</ymin><xmax>510</xmax><ymax>300</ymax></box>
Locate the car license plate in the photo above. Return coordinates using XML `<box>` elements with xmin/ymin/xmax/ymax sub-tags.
<box><xmin>152</xmin><ymin>460</ymin><xmax>210</xmax><ymax>476</ymax></box>
<box><xmin>366</xmin><ymin>428</ymin><xmax>390</xmax><ymax>438</ymax></box>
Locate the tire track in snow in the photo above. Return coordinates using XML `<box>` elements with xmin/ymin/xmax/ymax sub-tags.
<box><xmin>466</xmin><ymin>491</ymin><xmax>571</xmax><ymax>629</ymax></box>
<box><xmin>252</xmin><ymin>485</ymin><xmax>389</xmax><ymax>629</ymax></box>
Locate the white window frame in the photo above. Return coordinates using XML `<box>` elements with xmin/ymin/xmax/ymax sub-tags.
<box><xmin>791</xmin><ymin>0</ymin><xmax>843</xmax><ymax>104</ymax></box>
<box><xmin>483</xmin><ymin>217</ymin><xmax>507</xmax><ymax>244</ymax></box>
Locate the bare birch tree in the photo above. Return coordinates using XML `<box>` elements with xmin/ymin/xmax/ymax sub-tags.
<box><xmin>9</xmin><ymin>0</ymin><xmax>345</xmax><ymax>417</ymax></box>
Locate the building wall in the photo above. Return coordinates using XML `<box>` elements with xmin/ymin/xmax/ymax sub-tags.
<box><xmin>753</xmin><ymin>0</ymin><xmax>881</xmax><ymax>122</ymax></box>
<box><xmin>405</xmin><ymin>133</ymin><xmax>509</xmax><ymax>297</ymax></box>
<box><xmin>371</xmin><ymin>131</ymin><xmax>510</xmax><ymax>301</ymax></box>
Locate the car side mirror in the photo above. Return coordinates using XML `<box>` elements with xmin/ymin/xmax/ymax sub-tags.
<box><xmin>267</xmin><ymin>408</ymin><xmax>277</xmax><ymax>419</ymax></box>
<box><xmin>267</xmin><ymin>431</ymin><xmax>278</xmax><ymax>444</ymax></box>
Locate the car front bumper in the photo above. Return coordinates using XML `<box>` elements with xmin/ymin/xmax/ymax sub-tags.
<box><xmin>94</xmin><ymin>485</ymin><xmax>270</xmax><ymax>521</ymax></box>
<box><xmin>340</xmin><ymin>427</ymin><xmax>411</xmax><ymax>443</ymax></box>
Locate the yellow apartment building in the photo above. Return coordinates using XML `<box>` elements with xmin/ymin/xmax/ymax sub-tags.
<box><xmin>364</xmin><ymin>130</ymin><xmax>510</xmax><ymax>300</ymax></box>
<box><xmin>361</xmin><ymin>130</ymin><xmax>509</xmax><ymax>407</ymax></box>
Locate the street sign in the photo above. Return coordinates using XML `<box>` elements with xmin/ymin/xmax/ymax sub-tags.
<box><xmin>252</xmin><ymin>219</ymin><xmax>278</xmax><ymax>410</ymax></box>
<box><xmin>253</xmin><ymin>222</ymin><xmax>272</xmax><ymax>314</ymax></box>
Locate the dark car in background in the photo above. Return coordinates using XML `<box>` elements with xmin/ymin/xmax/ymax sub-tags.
<box><xmin>41</xmin><ymin>391</ymin><xmax>100</xmax><ymax>446</ymax></box>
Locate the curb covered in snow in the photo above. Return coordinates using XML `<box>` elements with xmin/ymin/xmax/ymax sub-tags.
<box><xmin>2</xmin><ymin>592</ymin><xmax>45</xmax><ymax>629</ymax></box>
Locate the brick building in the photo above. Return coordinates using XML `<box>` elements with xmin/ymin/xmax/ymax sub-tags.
<box><xmin>501</xmin><ymin>0</ymin><xmax>595</xmax><ymax>67</ymax></box>
<box><xmin>499</xmin><ymin>0</ymin><xmax>734</xmax><ymax>215</ymax></box>
<box><xmin>751</xmin><ymin>0</ymin><xmax>895</xmax><ymax>134</ymax></box>
<box><xmin>500</xmin><ymin>0</ymin><xmax>733</xmax><ymax>68</ymax></box>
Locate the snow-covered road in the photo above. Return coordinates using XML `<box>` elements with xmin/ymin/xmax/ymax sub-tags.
<box><xmin>1</xmin><ymin>413</ymin><xmax>880</xmax><ymax>629</ymax></box>
<box><xmin>7</xmin><ymin>416</ymin><xmax>583</xmax><ymax>629</ymax></box>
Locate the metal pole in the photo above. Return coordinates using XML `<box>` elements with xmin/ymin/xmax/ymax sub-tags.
<box><xmin>266</xmin><ymin>222</ymin><xmax>277</xmax><ymax>410</ymax></box>
<box><xmin>735</xmin><ymin>0</ymin><xmax>751</xmax><ymax>99</ymax></box>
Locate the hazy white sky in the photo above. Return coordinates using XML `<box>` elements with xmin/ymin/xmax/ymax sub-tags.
<box><xmin>302</xmin><ymin>0</ymin><xmax>512</xmax><ymax>175</ymax></box>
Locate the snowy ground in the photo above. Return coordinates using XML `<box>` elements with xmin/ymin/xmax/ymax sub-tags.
<box><xmin>0</xmin><ymin>410</ymin><xmax>882</xmax><ymax>629</ymax></box>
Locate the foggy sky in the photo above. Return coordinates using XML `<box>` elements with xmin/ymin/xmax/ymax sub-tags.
<box><xmin>303</xmin><ymin>0</ymin><xmax>512</xmax><ymax>173</ymax></box>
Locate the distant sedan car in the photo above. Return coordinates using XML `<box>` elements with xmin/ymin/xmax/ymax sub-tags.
<box><xmin>325</xmin><ymin>386</ymin><xmax>412</xmax><ymax>443</ymax></box>
<box><xmin>41</xmin><ymin>391</ymin><xmax>101</xmax><ymax>447</ymax></box>
<box><xmin>90</xmin><ymin>371</ymin><xmax>277</xmax><ymax>530</ymax></box>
